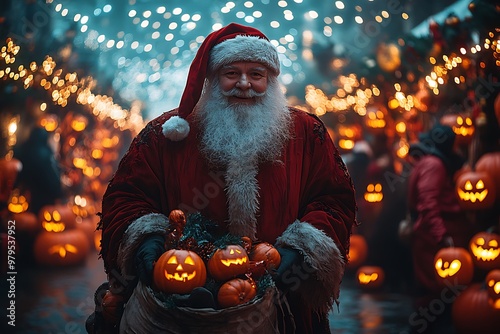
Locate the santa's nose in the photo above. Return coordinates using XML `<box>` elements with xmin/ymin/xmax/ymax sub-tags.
<box><xmin>236</xmin><ymin>75</ymin><xmax>251</xmax><ymax>89</ymax></box>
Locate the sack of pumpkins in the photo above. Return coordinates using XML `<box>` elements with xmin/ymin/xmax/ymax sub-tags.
<box><xmin>151</xmin><ymin>210</ymin><xmax>281</xmax><ymax>309</ymax></box>
<box><xmin>120</xmin><ymin>210</ymin><xmax>282</xmax><ymax>333</ymax></box>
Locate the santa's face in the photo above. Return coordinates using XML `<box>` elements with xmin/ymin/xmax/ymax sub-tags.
<box><xmin>218</xmin><ymin>62</ymin><xmax>268</xmax><ymax>105</ymax></box>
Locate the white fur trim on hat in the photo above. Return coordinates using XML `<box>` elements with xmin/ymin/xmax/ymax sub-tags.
<box><xmin>162</xmin><ymin>115</ymin><xmax>190</xmax><ymax>141</ymax></box>
<box><xmin>209</xmin><ymin>35</ymin><xmax>280</xmax><ymax>75</ymax></box>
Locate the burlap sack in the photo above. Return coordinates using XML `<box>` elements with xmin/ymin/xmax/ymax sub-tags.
<box><xmin>119</xmin><ymin>281</ymin><xmax>280</xmax><ymax>334</ymax></box>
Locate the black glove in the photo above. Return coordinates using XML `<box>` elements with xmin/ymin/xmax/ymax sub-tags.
<box><xmin>273</xmin><ymin>247</ymin><xmax>303</xmax><ymax>291</ymax></box>
<box><xmin>135</xmin><ymin>235</ymin><xmax>165</xmax><ymax>286</ymax></box>
<box><xmin>171</xmin><ymin>287</ymin><xmax>216</xmax><ymax>309</ymax></box>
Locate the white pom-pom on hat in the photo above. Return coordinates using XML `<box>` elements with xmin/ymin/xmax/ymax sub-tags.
<box><xmin>162</xmin><ymin>115</ymin><xmax>190</xmax><ymax>141</ymax></box>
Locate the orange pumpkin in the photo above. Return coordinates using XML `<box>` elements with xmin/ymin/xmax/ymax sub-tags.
<box><xmin>469</xmin><ymin>231</ymin><xmax>500</xmax><ymax>270</ymax></box>
<box><xmin>39</xmin><ymin>204</ymin><xmax>77</xmax><ymax>232</ymax></box>
<box><xmin>33</xmin><ymin>229</ymin><xmax>91</xmax><ymax>266</ymax></box>
<box><xmin>168</xmin><ymin>209</ymin><xmax>186</xmax><ymax>230</ymax></box>
<box><xmin>347</xmin><ymin>234</ymin><xmax>368</xmax><ymax>269</ymax></box>
<box><xmin>434</xmin><ymin>246</ymin><xmax>474</xmax><ymax>286</ymax></box>
<box><xmin>455</xmin><ymin>171</ymin><xmax>496</xmax><ymax>210</ymax></box>
<box><xmin>153</xmin><ymin>249</ymin><xmax>207</xmax><ymax>294</ymax></box>
<box><xmin>208</xmin><ymin>245</ymin><xmax>250</xmax><ymax>281</ymax></box>
<box><xmin>248</xmin><ymin>242</ymin><xmax>281</xmax><ymax>278</ymax></box>
<box><xmin>356</xmin><ymin>265</ymin><xmax>385</xmax><ymax>289</ymax></box>
<box><xmin>475</xmin><ymin>152</ymin><xmax>500</xmax><ymax>199</ymax></box>
<box><xmin>486</xmin><ymin>269</ymin><xmax>500</xmax><ymax>309</ymax></box>
<box><xmin>217</xmin><ymin>278</ymin><xmax>257</xmax><ymax>308</ymax></box>
<box><xmin>101</xmin><ymin>290</ymin><xmax>125</xmax><ymax>325</ymax></box>
<box><xmin>452</xmin><ymin>283</ymin><xmax>500</xmax><ymax>333</ymax></box>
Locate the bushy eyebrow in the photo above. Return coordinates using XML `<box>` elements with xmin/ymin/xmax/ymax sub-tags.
<box><xmin>221</xmin><ymin>64</ymin><xmax>267</xmax><ymax>73</ymax></box>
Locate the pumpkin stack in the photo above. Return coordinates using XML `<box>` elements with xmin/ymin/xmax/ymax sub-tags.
<box><xmin>152</xmin><ymin>210</ymin><xmax>280</xmax><ymax>309</ymax></box>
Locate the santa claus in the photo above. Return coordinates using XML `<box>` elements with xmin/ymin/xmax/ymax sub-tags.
<box><xmin>92</xmin><ymin>23</ymin><xmax>356</xmax><ymax>334</ymax></box>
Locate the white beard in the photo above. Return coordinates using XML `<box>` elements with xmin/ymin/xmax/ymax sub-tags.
<box><xmin>192</xmin><ymin>76</ymin><xmax>292</xmax><ymax>238</ymax></box>
<box><xmin>193</xmin><ymin>76</ymin><xmax>292</xmax><ymax>167</ymax></box>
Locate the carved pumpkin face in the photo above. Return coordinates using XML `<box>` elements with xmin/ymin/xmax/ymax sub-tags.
<box><xmin>347</xmin><ymin>234</ymin><xmax>368</xmax><ymax>269</ymax></box>
<box><xmin>364</xmin><ymin>183</ymin><xmax>383</xmax><ymax>203</ymax></box>
<box><xmin>486</xmin><ymin>269</ymin><xmax>500</xmax><ymax>309</ymax></box>
<box><xmin>456</xmin><ymin>171</ymin><xmax>496</xmax><ymax>210</ymax></box>
<box><xmin>365</xmin><ymin>108</ymin><xmax>387</xmax><ymax>131</ymax></box>
<box><xmin>336</xmin><ymin>125</ymin><xmax>361</xmax><ymax>151</ymax></box>
<box><xmin>153</xmin><ymin>249</ymin><xmax>207</xmax><ymax>294</ymax></box>
<box><xmin>356</xmin><ymin>266</ymin><xmax>385</xmax><ymax>289</ymax></box>
<box><xmin>434</xmin><ymin>247</ymin><xmax>474</xmax><ymax>286</ymax></box>
<box><xmin>39</xmin><ymin>204</ymin><xmax>77</xmax><ymax>233</ymax></box>
<box><xmin>8</xmin><ymin>193</ymin><xmax>29</xmax><ymax>213</ymax></box>
<box><xmin>208</xmin><ymin>245</ymin><xmax>249</xmax><ymax>281</ymax></box>
<box><xmin>469</xmin><ymin>232</ymin><xmax>500</xmax><ymax>270</ymax></box>
<box><xmin>440</xmin><ymin>114</ymin><xmax>474</xmax><ymax>145</ymax></box>
<box><xmin>33</xmin><ymin>229</ymin><xmax>91</xmax><ymax>266</ymax></box>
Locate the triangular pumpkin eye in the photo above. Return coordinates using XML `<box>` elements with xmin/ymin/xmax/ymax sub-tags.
<box><xmin>167</xmin><ymin>256</ymin><xmax>178</xmax><ymax>264</ymax></box>
<box><xmin>476</xmin><ymin>238</ymin><xmax>485</xmax><ymax>246</ymax></box>
<box><xmin>476</xmin><ymin>180</ymin><xmax>485</xmax><ymax>189</ymax></box>
<box><xmin>465</xmin><ymin>181</ymin><xmax>473</xmax><ymax>190</ymax></box>
<box><xmin>185</xmin><ymin>256</ymin><xmax>195</xmax><ymax>265</ymax></box>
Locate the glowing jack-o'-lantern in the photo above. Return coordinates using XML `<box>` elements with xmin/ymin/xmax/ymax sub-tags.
<box><xmin>356</xmin><ymin>266</ymin><xmax>385</xmax><ymax>289</ymax></box>
<box><xmin>33</xmin><ymin>229</ymin><xmax>90</xmax><ymax>266</ymax></box>
<box><xmin>469</xmin><ymin>231</ymin><xmax>500</xmax><ymax>270</ymax></box>
<box><xmin>364</xmin><ymin>183</ymin><xmax>383</xmax><ymax>203</ymax></box>
<box><xmin>365</xmin><ymin>106</ymin><xmax>387</xmax><ymax>132</ymax></box>
<box><xmin>434</xmin><ymin>247</ymin><xmax>473</xmax><ymax>286</ymax></box>
<box><xmin>8</xmin><ymin>192</ymin><xmax>29</xmax><ymax>214</ymax></box>
<box><xmin>347</xmin><ymin>234</ymin><xmax>368</xmax><ymax>269</ymax></box>
<box><xmin>336</xmin><ymin>124</ymin><xmax>361</xmax><ymax>151</ymax></box>
<box><xmin>208</xmin><ymin>245</ymin><xmax>250</xmax><ymax>281</ymax></box>
<box><xmin>153</xmin><ymin>249</ymin><xmax>207</xmax><ymax>294</ymax></box>
<box><xmin>456</xmin><ymin>171</ymin><xmax>496</xmax><ymax>210</ymax></box>
<box><xmin>486</xmin><ymin>269</ymin><xmax>500</xmax><ymax>309</ymax></box>
<box><xmin>39</xmin><ymin>204</ymin><xmax>77</xmax><ymax>232</ymax></box>
<box><xmin>440</xmin><ymin>114</ymin><xmax>475</xmax><ymax>145</ymax></box>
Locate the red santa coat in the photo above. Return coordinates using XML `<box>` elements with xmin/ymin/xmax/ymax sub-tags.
<box><xmin>99</xmin><ymin>107</ymin><xmax>356</xmax><ymax>332</ymax></box>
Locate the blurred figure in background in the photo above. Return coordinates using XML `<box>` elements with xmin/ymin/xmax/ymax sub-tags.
<box><xmin>407</xmin><ymin>124</ymin><xmax>475</xmax><ymax>333</ymax></box>
<box><xmin>13</xmin><ymin>126</ymin><xmax>62</xmax><ymax>215</ymax></box>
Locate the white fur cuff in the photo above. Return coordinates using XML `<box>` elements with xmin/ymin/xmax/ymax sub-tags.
<box><xmin>162</xmin><ymin>115</ymin><xmax>190</xmax><ymax>141</ymax></box>
<box><xmin>117</xmin><ymin>213</ymin><xmax>170</xmax><ymax>277</ymax></box>
<box><xmin>275</xmin><ymin>220</ymin><xmax>345</xmax><ymax>313</ymax></box>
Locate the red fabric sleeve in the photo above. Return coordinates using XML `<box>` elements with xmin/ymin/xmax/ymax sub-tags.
<box><xmin>297</xmin><ymin>113</ymin><xmax>356</xmax><ymax>260</ymax></box>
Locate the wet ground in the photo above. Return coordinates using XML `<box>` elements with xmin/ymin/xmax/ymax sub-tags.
<box><xmin>2</xmin><ymin>247</ymin><xmax>420</xmax><ymax>334</ymax></box>
<box><xmin>2</xmin><ymin>247</ymin><xmax>458</xmax><ymax>334</ymax></box>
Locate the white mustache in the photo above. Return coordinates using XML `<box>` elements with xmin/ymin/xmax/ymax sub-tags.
<box><xmin>221</xmin><ymin>88</ymin><xmax>266</xmax><ymax>98</ymax></box>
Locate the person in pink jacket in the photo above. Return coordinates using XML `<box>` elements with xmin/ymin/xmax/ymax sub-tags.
<box><xmin>88</xmin><ymin>23</ymin><xmax>356</xmax><ymax>334</ymax></box>
<box><xmin>407</xmin><ymin>124</ymin><xmax>476</xmax><ymax>332</ymax></box>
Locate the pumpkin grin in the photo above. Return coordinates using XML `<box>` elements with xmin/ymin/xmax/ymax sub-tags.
<box><xmin>164</xmin><ymin>269</ymin><xmax>197</xmax><ymax>282</ymax></box>
<box><xmin>220</xmin><ymin>257</ymin><xmax>248</xmax><ymax>267</ymax></box>
<box><xmin>471</xmin><ymin>243</ymin><xmax>500</xmax><ymax>262</ymax></box>
<box><xmin>358</xmin><ymin>272</ymin><xmax>379</xmax><ymax>284</ymax></box>
<box><xmin>457</xmin><ymin>185</ymin><xmax>489</xmax><ymax>203</ymax></box>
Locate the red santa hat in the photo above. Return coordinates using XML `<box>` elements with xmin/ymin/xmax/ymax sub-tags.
<box><xmin>162</xmin><ymin>23</ymin><xmax>280</xmax><ymax>141</ymax></box>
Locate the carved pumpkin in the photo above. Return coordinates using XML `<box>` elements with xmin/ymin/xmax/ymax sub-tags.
<box><xmin>101</xmin><ymin>290</ymin><xmax>125</xmax><ymax>325</ymax></box>
<box><xmin>33</xmin><ymin>229</ymin><xmax>91</xmax><ymax>266</ymax></box>
<box><xmin>208</xmin><ymin>245</ymin><xmax>250</xmax><ymax>281</ymax></box>
<box><xmin>168</xmin><ymin>209</ymin><xmax>187</xmax><ymax>230</ymax></box>
<box><xmin>440</xmin><ymin>114</ymin><xmax>475</xmax><ymax>145</ymax></box>
<box><xmin>153</xmin><ymin>249</ymin><xmax>207</xmax><ymax>294</ymax></box>
<box><xmin>364</xmin><ymin>105</ymin><xmax>387</xmax><ymax>132</ymax></box>
<box><xmin>452</xmin><ymin>283</ymin><xmax>500</xmax><ymax>333</ymax></box>
<box><xmin>434</xmin><ymin>246</ymin><xmax>474</xmax><ymax>286</ymax></box>
<box><xmin>248</xmin><ymin>242</ymin><xmax>281</xmax><ymax>278</ymax></box>
<box><xmin>456</xmin><ymin>171</ymin><xmax>496</xmax><ymax>210</ymax></box>
<box><xmin>469</xmin><ymin>231</ymin><xmax>500</xmax><ymax>270</ymax></box>
<box><xmin>217</xmin><ymin>278</ymin><xmax>257</xmax><ymax>308</ymax></box>
<box><xmin>347</xmin><ymin>234</ymin><xmax>368</xmax><ymax>269</ymax></box>
<box><xmin>39</xmin><ymin>204</ymin><xmax>77</xmax><ymax>232</ymax></box>
<box><xmin>486</xmin><ymin>269</ymin><xmax>500</xmax><ymax>309</ymax></box>
<box><xmin>475</xmin><ymin>152</ymin><xmax>500</xmax><ymax>199</ymax></box>
<box><xmin>356</xmin><ymin>266</ymin><xmax>385</xmax><ymax>289</ymax></box>
<box><xmin>364</xmin><ymin>183</ymin><xmax>383</xmax><ymax>203</ymax></box>
<box><xmin>7</xmin><ymin>192</ymin><xmax>29</xmax><ymax>214</ymax></box>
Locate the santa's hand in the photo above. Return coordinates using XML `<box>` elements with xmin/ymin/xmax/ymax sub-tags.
<box><xmin>273</xmin><ymin>247</ymin><xmax>303</xmax><ymax>292</ymax></box>
<box><xmin>135</xmin><ymin>235</ymin><xmax>165</xmax><ymax>285</ymax></box>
